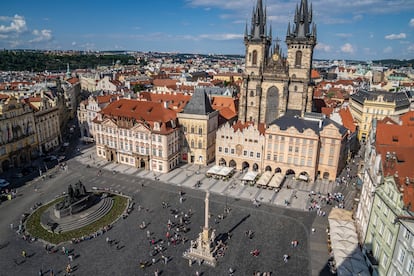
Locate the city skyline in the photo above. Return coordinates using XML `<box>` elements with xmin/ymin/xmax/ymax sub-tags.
<box><xmin>0</xmin><ymin>0</ymin><xmax>413</xmax><ymax>61</ymax></box>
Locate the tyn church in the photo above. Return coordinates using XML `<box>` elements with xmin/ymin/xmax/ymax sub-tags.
<box><xmin>238</xmin><ymin>0</ymin><xmax>317</xmax><ymax>125</ymax></box>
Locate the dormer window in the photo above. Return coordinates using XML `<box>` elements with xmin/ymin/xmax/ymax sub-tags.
<box><xmin>154</xmin><ymin>122</ymin><xmax>160</xmax><ymax>131</ymax></box>
<box><xmin>392</xmin><ymin>136</ymin><xmax>398</xmax><ymax>142</ymax></box>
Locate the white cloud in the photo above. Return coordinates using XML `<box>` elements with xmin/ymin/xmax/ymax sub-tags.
<box><xmin>29</xmin><ymin>29</ymin><xmax>52</xmax><ymax>43</ymax></box>
<box><xmin>385</xmin><ymin>33</ymin><xmax>406</xmax><ymax>40</ymax></box>
<box><xmin>0</xmin><ymin>14</ymin><xmax>27</xmax><ymax>34</ymax></box>
<box><xmin>407</xmin><ymin>44</ymin><xmax>414</xmax><ymax>52</ymax></box>
<box><xmin>198</xmin><ymin>33</ymin><xmax>243</xmax><ymax>40</ymax></box>
<box><xmin>315</xmin><ymin>42</ymin><xmax>331</xmax><ymax>52</ymax></box>
<box><xmin>341</xmin><ymin>43</ymin><xmax>355</xmax><ymax>54</ymax></box>
<box><xmin>353</xmin><ymin>14</ymin><xmax>363</xmax><ymax>21</ymax></box>
<box><xmin>410</xmin><ymin>19</ymin><xmax>414</xmax><ymax>27</ymax></box>
<box><xmin>383</xmin><ymin>46</ymin><xmax>392</xmax><ymax>54</ymax></box>
<box><xmin>72</xmin><ymin>41</ymin><xmax>77</xmax><ymax>46</ymax></box>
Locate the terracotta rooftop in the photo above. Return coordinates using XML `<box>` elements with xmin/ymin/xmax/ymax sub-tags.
<box><xmin>139</xmin><ymin>92</ymin><xmax>191</xmax><ymax>113</ymax></box>
<box><xmin>338</xmin><ymin>107</ymin><xmax>357</xmax><ymax>133</ymax></box>
<box><xmin>376</xmin><ymin>121</ymin><xmax>414</xmax><ymax>211</ymax></box>
<box><xmin>311</xmin><ymin>69</ymin><xmax>320</xmax><ymax>79</ymax></box>
<box><xmin>66</xmin><ymin>77</ymin><xmax>79</xmax><ymax>84</ymax></box>
<box><xmin>232</xmin><ymin>120</ymin><xmax>266</xmax><ymax>135</ymax></box>
<box><xmin>211</xmin><ymin>96</ymin><xmax>237</xmax><ymax>120</ymax></box>
<box><xmin>100</xmin><ymin>99</ymin><xmax>177</xmax><ymax>134</ymax></box>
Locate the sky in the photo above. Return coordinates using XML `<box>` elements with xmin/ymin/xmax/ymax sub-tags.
<box><xmin>0</xmin><ymin>0</ymin><xmax>413</xmax><ymax>61</ymax></box>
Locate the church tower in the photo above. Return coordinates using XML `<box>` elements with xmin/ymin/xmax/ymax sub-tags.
<box><xmin>239</xmin><ymin>0</ymin><xmax>288</xmax><ymax>125</ymax></box>
<box><xmin>285</xmin><ymin>0</ymin><xmax>317</xmax><ymax>114</ymax></box>
<box><xmin>239</xmin><ymin>0</ymin><xmax>316</xmax><ymax>125</ymax></box>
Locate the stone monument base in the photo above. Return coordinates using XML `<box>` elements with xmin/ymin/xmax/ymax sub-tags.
<box><xmin>183</xmin><ymin>248</ymin><xmax>217</xmax><ymax>267</ymax></box>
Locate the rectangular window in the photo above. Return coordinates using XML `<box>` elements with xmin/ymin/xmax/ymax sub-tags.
<box><xmin>225</xmin><ymin>148</ymin><xmax>228</xmax><ymax>153</ymax></box>
<box><xmin>218</xmin><ymin>147</ymin><xmax>222</xmax><ymax>152</ymax></box>
<box><xmin>382</xmin><ymin>253</ymin><xmax>388</xmax><ymax>268</ymax></box>
<box><xmin>404</xmin><ymin>228</ymin><xmax>410</xmax><ymax>240</ymax></box>
<box><xmin>250</xmin><ymin>151</ymin><xmax>253</xmax><ymax>157</ymax></box>
<box><xmin>288</xmin><ymin>146</ymin><xmax>293</xmax><ymax>152</ymax></box>
<box><xmin>379</xmin><ymin>221</ymin><xmax>385</xmax><ymax>236</ymax></box>
<box><xmin>267</xmin><ymin>153</ymin><xmax>271</xmax><ymax>160</ymax></box>
<box><xmin>231</xmin><ymin>149</ymin><xmax>234</xmax><ymax>154</ymax></box>
<box><xmin>386</xmin><ymin>229</ymin><xmax>392</xmax><ymax>245</ymax></box>
<box><xmin>398</xmin><ymin>248</ymin><xmax>406</xmax><ymax>263</ymax></box>
<box><xmin>407</xmin><ymin>259</ymin><xmax>414</xmax><ymax>274</ymax></box>
<box><xmin>273</xmin><ymin>154</ymin><xmax>277</xmax><ymax>161</ymax></box>
<box><xmin>256</xmin><ymin>152</ymin><xmax>260</xmax><ymax>158</ymax></box>
<box><xmin>244</xmin><ymin>150</ymin><xmax>247</xmax><ymax>156</ymax></box>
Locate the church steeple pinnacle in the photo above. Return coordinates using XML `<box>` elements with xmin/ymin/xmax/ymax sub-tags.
<box><xmin>287</xmin><ymin>0</ymin><xmax>316</xmax><ymax>42</ymax></box>
<box><xmin>248</xmin><ymin>0</ymin><xmax>267</xmax><ymax>40</ymax></box>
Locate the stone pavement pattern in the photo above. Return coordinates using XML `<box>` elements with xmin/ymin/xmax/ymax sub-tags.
<box><xmin>0</xmin><ymin>145</ymin><xmax>359</xmax><ymax>275</ymax></box>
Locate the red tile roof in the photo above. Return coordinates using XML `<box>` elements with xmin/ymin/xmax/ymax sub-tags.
<box><xmin>338</xmin><ymin>107</ymin><xmax>357</xmax><ymax>133</ymax></box>
<box><xmin>211</xmin><ymin>96</ymin><xmax>237</xmax><ymax>120</ymax></box>
<box><xmin>139</xmin><ymin>92</ymin><xmax>191</xmax><ymax>113</ymax></box>
<box><xmin>232</xmin><ymin>120</ymin><xmax>266</xmax><ymax>135</ymax></box>
<box><xmin>376</xmin><ymin>121</ymin><xmax>414</xmax><ymax>211</ymax></box>
<box><xmin>67</xmin><ymin>77</ymin><xmax>79</xmax><ymax>84</ymax></box>
<box><xmin>311</xmin><ymin>69</ymin><xmax>320</xmax><ymax>79</ymax></box>
<box><xmin>400</xmin><ymin>111</ymin><xmax>414</xmax><ymax>126</ymax></box>
<box><xmin>96</xmin><ymin>95</ymin><xmax>120</xmax><ymax>104</ymax></box>
<box><xmin>100</xmin><ymin>99</ymin><xmax>177</xmax><ymax>134</ymax></box>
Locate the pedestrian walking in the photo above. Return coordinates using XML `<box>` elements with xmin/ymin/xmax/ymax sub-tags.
<box><xmin>68</xmin><ymin>254</ymin><xmax>73</xmax><ymax>262</ymax></box>
<box><xmin>21</xmin><ymin>250</ymin><xmax>27</xmax><ymax>258</ymax></box>
<box><xmin>38</xmin><ymin>269</ymin><xmax>43</xmax><ymax>276</ymax></box>
<box><xmin>283</xmin><ymin>254</ymin><xmax>289</xmax><ymax>263</ymax></box>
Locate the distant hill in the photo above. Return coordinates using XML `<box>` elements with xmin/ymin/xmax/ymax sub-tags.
<box><xmin>0</xmin><ymin>50</ymin><xmax>136</xmax><ymax>72</ymax></box>
<box><xmin>372</xmin><ymin>59</ymin><xmax>414</xmax><ymax>68</ymax></box>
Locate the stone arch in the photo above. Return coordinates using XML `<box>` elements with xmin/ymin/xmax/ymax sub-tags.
<box><xmin>265</xmin><ymin>165</ymin><xmax>272</xmax><ymax>171</ymax></box>
<box><xmin>1</xmin><ymin>159</ymin><xmax>10</xmax><ymax>172</ymax></box>
<box><xmin>265</xmin><ymin>86</ymin><xmax>279</xmax><ymax>125</ymax></box>
<box><xmin>242</xmin><ymin>161</ymin><xmax>250</xmax><ymax>171</ymax></box>
<box><xmin>285</xmin><ymin>169</ymin><xmax>295</xmax><ymax>176</ymax></box>
<box><xmin>252</xmin><ymin>50</ymin><xmax>258</xmax><ymax>65</ymax></box>
<box><xmin>252</xmin><ymin>163</ymin><xmax>259</xmax><ymax>172</ymax></box>
<box><xmin>275</xmin><ymin>167</ymin><xmax>282</xmax><ymax>173</ymax></box>
<box><xmin>295</xmin><ymin>51</ymin><xmax>302</xmax><ymax>67</ymax></box>
<box><xmin>219</xmin><ymin>158</ymin><xmax>226</xmax><ymax>166</ymax></box>
<box><xmin>229</xmin><ymin>160</ymin><xmax>236</xmax><ymax>168</ymax></box>
<box><xmin>299</xmin><ymin>171</ymin><xmax>310</xmax><ymax>182</ymax></box>
<box><xmin>323</xmin><ymin>172</ymin><xmax>330</xmax><ymax>179</ymax></box>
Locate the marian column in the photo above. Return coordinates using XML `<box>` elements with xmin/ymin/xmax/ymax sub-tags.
<box><xmin>204</xmin><ymin>191</ymin><xmax>209</xmax><ymax>230</ymax></box>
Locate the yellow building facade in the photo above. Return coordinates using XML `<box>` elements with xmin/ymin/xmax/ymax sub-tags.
<box><xmin>350</xmin><ymin>90</ymin><xmax>410</xmax><ymax>142</ymax></box>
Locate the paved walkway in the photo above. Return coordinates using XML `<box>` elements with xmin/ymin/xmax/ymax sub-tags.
<box><xmin>73</xmin><ymin>146</ymin><xmax>359</xmax><ymax>276</ymax></box>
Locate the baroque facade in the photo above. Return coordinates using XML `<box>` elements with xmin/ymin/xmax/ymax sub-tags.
<box><xmin>238</xmin><ymin>0</ymin><xmax>316</xmax><ymax>125</ymax></box>
<box><xmin>93</xmin><ymin>99</ymin><xmax>180</xmax><ymax>173</ymax></box>
<box><xmin>216</xmin><ymin>113</ymin><xmax>348</xmax><ymax>181</ymax></box>
<box><xmin>25</xmin><ymin>96</ymin><xmax>61</xmax><ymax>154</ymax></box>
<box><xmin>0</xmin><ymin>95</ymin><xmax>37</xmax><ymax>172</ymax></box>
<box><xmin>349</xmin><ymin>90</ymin><xmax>410</xmax><ymax>142</ymax></box>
